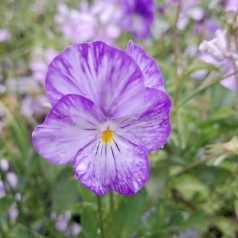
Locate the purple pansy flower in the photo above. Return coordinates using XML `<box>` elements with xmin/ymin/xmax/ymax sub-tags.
<box><xmin>32</xmin><ymin>40</ymin><xmax>171</xmax><ymax>195</ymax></box>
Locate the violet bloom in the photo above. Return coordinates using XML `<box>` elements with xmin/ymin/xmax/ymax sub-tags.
<box><xmin>119</xmin><ymin>0</ymin><xmax>154</xmax><ymax>39</ymax></box>
<box><xmin>32</xmin><ymin>40</ymin><xmax>171</xmax><ymax>195</ymax></box>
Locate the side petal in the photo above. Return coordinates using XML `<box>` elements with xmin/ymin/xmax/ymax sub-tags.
<box><xmin>126</xmin><ymin>40</ymin><xmax>164</xmax><ymax>91</ymax></box>
<box><xmin>73</xmin><ymin>136</ymin><xmax>149</xmax><ymax>195</ymax></box>
<box><xmin>116</xmin><ymin>88</ymin><xmax>171</xmax><ymax>152</ymax></box>
<box><xmin>45</xmin><ymin>41</ymin><xmax>144</xmax><ymax>118</ymax></box>
<box><xmin>32</xmin><ymin>94</ymin><xmax>105</xmax><ymax>164</ymax></box>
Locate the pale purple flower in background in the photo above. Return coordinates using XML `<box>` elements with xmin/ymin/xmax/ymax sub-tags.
<box><xmin>55</xmin><ymin>212</ymin><xmax>81</xmax><ymax>237</ymax></box>
<box><xmin>0</xmin><ymin>160</ymin><xmax>18</xmax><ymax>197</ymax></box>
<box><xmin>199</xmin><ymin>29</ymin><xmax>238</xmax><ymax>90</ymax></box>
<box><xmin>0</xmin><ymin>181</ymin><xmax>6</xmax><ymax>198</ymax></box>
<box><xmin>66</xmin><ymin>222</ymin><xmax>81</xmax><ymax>237</ymax></box>
<box><xmin>55</xmin><ymin>212</ymin><xmax>71</xmax><ymax>232</ymax></box>
<box><xmin>21</xmin><ymin>95</ymin><xmax>48</xmax><ymax>117</ymax></box>
<box><xmin>177</xmin><ymin>0</ymin><xmax>205</xmax><ymax>30</ymax></box>
<box><xmin>55</xmin><ymin>2</ymin><xmax>121</xmax><ymax>43</ymax></box>
<box><xmin>32</xmin><ymin>40</ymin><xmax>171</xmax><ymax>195</ymax></box>
<box><xmin>0</xmin><ymin>159</ymin><xmax>9</xmax><ymax>171</ymax></box>
<box><xmin>223</xmin><ymin>0</ymin><xmax>238</xmax><ymax>11</ymax></box>
<box><xmin>30</xmin><ymin>48</ymin><xmax>58</xmax><ymax>85</ymax></box>
<box><xmin>6</xmin><ymin>172</ymin><xmax>18</xmax><ymax>188</ymax></box>
<box><xmin>55</xmin><ymin>3</ymin><xmax>97</xmax><ymax>43</ymax></box>
<box><xmin>194</xmin><ymin>17</ymin><xmax>219</xmax><ymax>36</ymax></box>
<box><xmin>178</xmin><ymin>229</ymin><xmax>199</xmax><ymax>238</ymax></box>
<box><xmin>9</xmin><ymin>206</ymin><xmax>19</xmax><ymax>222</ymax></box>
<box><xmin>0</xmin><ymin>28</ymin><xmax>11</xmax><ymax>42</ymax></box>
<box><xmin>164</xmin><ymin>0</ymin><xmax>205</xmax><ymax>30</ymax></box>
<box><xmin>119</xmin><ymin>0</ymin><xmax>154</xmax><ymax>39</ymax></box>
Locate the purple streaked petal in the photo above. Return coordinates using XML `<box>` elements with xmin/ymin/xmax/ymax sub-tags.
<box><xmin>126</xmin><ymin>40</ymin><xmax>164</xmax><ymax>91</ymax></box>
<box><xmin>116</xmin><ymin>88</ymin><xmax>171</xmax><ymax>152</ymax></box>
<box><xmin>73</xmin><ymin>136</ymin><xmax>149</xmax><ymax>195</ymax></box>
<box><xmin>45</xmin><ymin>41</ymin><xmax>144</xmax><ymax>118</ymax></box>
<box><xmin>32</xmin><ymin>94</ymin><xmax>105</xmax><ymax>164</ymax></box>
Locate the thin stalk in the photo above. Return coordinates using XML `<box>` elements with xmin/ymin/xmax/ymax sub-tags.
<box><xmin>109</xmin><ymin>191</ymin><xmax>115</xmax><ymax>238</ymax></box>
<box><xmin>97</xmin><ymin>195</ymin><xmax>105</xmax><ymax>238</ymax></box>
<box><xmin>178</xmin><ymin>70</ymin><xmax>238</xmax><ymax>107</ymax></box>
<box><xmin>169</xmin><ymin>157</ymin><xmax>208</xmax><ymax>178</ymax></box>
<box><xmin>173</xmin><ymin>0</ymin><xmax>182</xmax><ymax>70</ymax></box>
<box><xmin>173</xmin><ymin>0</ymin><xmax>182</xmax><ymax>109</ymax></box>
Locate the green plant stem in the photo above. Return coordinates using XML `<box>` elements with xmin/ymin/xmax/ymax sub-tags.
<box><xmin>97</xmin><ymin>195</ymin><xmax>105</xmax><ymax>238</ymax></box>
<box><xmin>178</xmin><ymin>70</ymin><xmax>238</xmax><ymax>108</ymax></box>
<box><xmin>169</xmin><ymin>157</ymin><xmax>208</xmax><ymax>178</ymax></box>
<box><xmin>109</xmin><ymin>191</ymin><xmax>115</xmax><ymax>238</ymax></box>
<box><xmin>173</xmin><ymin>0</ymin><xmax>182</xmax><ymax>109</ymax></box>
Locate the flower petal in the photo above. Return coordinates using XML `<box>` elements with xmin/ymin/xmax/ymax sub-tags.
<box><xmin>116</xmin><ymin>88</ymin><xmax>171</xmax><ymax>152</ymax></box>
<box><xmin>45</xmin><ymin>41</ymin><xmax>144</xmax><ymax>118</ymax></box>
<box><xmin>126</xmin><ymin>40</ymin><xmax>164</xmax><ymax>91</ymax></box>
<box><xmin>73</xmin><ymin>136</ymin><xmax>149</xmax><ymax>195</ymax></box>
<box><xmin>32</xmin><ymin>94</ymin><xmax>105</xmax><ymax>164</ymax></box>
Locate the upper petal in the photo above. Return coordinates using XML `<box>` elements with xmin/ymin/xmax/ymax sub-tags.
<box><xmin>115</xmin><ymin>88</ymin><xmax>171</xmax><ymax>152</ymax></box>
<box><xmin>126</xmin><ymin>40</ymin><xmax>164</xmax><ymax>91</ymax></box>
<box><xmin>32</xmin><ymin>94</ymin><xmax>105</xmax><ymax>164</ymax></box>
<box><xmin>45</xmin><ymin>41</ymin><xmax>145</xmax><ymax>118</ymax></box>
<box><xmin>73</xmin><ymin>135</ymin><xmax>149</xmax><ymax>195</ymax></box>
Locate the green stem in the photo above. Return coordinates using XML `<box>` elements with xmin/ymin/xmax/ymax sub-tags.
<box><xmin>178</xmin><ymin>70</ymin><xmax>238</xmax><ymax>108</ymax></box>
<box><xmin>97</xmin><ymin>195</ymin><xmax>105</xmax><ymax>238</ymax></box>
<box><xmin>173</xmin><ymin>0</ymin><xmax>182</xmax><ymax>109</ymax></box>
<box><xmin>109</xmin><ymin>191</ymin><xmax>115</xmax><ymax>238</ymax></box>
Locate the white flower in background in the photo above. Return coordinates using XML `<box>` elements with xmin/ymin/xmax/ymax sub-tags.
<box><xmin>199</xmin><ymin>29</ymin><xmax>228</xmax><ymax>61</ymax></box>
<box><xmin>199</xmin><ymin>29</ymin><xmax>238</xmax><ymax>90</ymax></box>
<box><xmin>0</xmin><ymin>159</ymin><xmax>9</xmax><ymax>171</ymax></box>
<box><xmin>9</xmin><ymin>206</ymin><xmax>19</xmax><ymax>222</ymax></box>
<box><xmin>30</xmin><ymin>48</ymin><xmax>58</xmax><ymax>85</ymax></box>
<box><xmin>55</xmin><ymin>1</ymin><xmax>121</xmax><ymax>43</ymax></box>
<box><xmin>6</xmin><ymin>172</ymin><xmax>18</xmax><ymax>188</ymax></box>
<box><xmin>0</xmin><ymin>28</ymin><xmax>11</xmax><ymax>42</ymax></box>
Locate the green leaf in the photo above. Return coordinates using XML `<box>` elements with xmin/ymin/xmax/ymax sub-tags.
<box><xmin>182</xmin><ymin>210</ymin><xmax>207</xmax><ymax>228</ymax></box>
<box><xmin>81</xmin><ymin>206</ymin><xmax>99</xmax><ymax>238</ymax></box>
<box><xmin>185</xmin><ymin>60</ymin><xmax>219</xmax><ymax>76</ymax></box>
<box><xmin>0</xmin><ymin>196</ymin><xmax>13</xmax><ymax>213</ymax></box>
<box><xmin>115</xmin><ymin>189</ymin><xmax>147</xmax><ymax>238</ymax></box>
<box><xmin>51</xmin><ymin>168</ymin><xmax>80</xmax><ymax>213</ymax></box>
<box><xmin>172</xmin><ymin>175</ymin><xmax>209</xmax><ymax>200</ymax></box>
<box><xmin>191</xmin><ymin>166</ymin><xmax>231</xmax><ymax>187</ymax></box>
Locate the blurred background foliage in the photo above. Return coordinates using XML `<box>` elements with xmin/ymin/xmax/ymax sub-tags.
<box><xmin>0</xmin><ymin>0</ymin><xmax>238</xmax><ymax>237</ymax></box>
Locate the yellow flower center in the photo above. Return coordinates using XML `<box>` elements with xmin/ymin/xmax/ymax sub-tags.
<box><xmin>101</xmin><ymin>129</ymin><xmax>113</xmax><ymax>142</ymax></box>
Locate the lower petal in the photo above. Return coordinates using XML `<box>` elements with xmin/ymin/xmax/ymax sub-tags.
<box><xmin>73</xmin><ymin>136</ymin><xmax>149</xmax><ymax>195</ymax></box>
